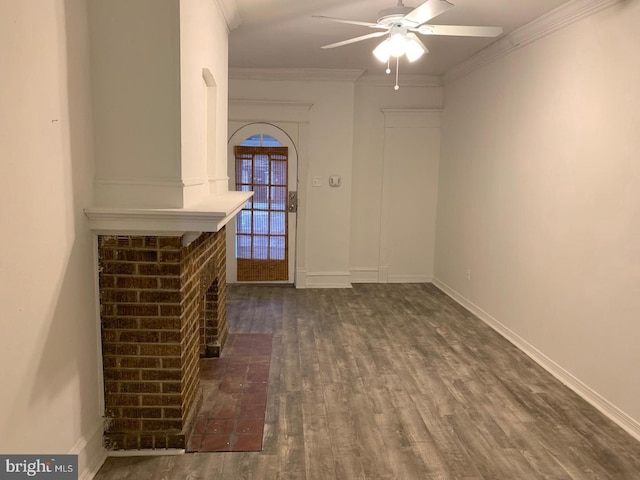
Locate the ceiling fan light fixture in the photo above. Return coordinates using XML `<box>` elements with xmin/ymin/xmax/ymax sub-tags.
<box><xmin>373</xmin><ymin>39</ymin><xmax>392</xmax><ymax>62</ymax></box>
<box><xmin>405</xmin><ymin>34</ymin><xmax>426</xmax><ymax>62</ymax></box>
<box><xmin>388</xmin><ymin>32</ymin><xmax>409</xmax><ymax>57</ymax></box>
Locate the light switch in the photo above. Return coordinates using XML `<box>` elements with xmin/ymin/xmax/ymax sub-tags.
<box><xmin>312</xmin><ymin>176</ymin><xmax>322</xmax><ymax>187</ymax></box>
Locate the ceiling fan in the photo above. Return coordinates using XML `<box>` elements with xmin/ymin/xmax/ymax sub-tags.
<box><xmin>315</xmin><ymin>0</ymin><xmax>503</xmax><ymax>89</ymax></box>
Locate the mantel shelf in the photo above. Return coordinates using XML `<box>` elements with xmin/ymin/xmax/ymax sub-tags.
<box><xmin>84</xmin><ymin>191</ymin><xmax>253</xmax><ymax>240</ymax></box>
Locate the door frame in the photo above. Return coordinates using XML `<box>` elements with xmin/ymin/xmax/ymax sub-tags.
<box><xmin>227</xmin><ymin>122</ymin><xmax>298</xmax><ymax>284</ymax></box>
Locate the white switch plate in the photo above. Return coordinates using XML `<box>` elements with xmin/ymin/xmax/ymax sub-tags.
<box><xmin>312</xmin><ymin>176</ymin><xmax>322</xmax><ymax>187</ymax></box>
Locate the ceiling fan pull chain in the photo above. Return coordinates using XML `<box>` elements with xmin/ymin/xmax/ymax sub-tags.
<box><xmin>394</xmin><ymin>56</ymin><xmax>400</xmax><ymax>91</ymax></box>
<box><xmin>386</xmin><ymin>57</ymin><xmax>391</xmax><ymax>75</ymax></box>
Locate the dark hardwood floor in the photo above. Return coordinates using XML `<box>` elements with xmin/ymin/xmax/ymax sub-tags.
<box><xmin>95</xmin><ymin>283</ymin><xmax>640</xmax><ymax>479</ymax></box>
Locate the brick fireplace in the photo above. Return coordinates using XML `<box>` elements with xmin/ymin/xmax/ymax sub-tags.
<box><xmin>85</xmin><ymin>190</ymin><xmax>252</xmax><ymax>452</ymax></box>
<box><xmin>97</xmin><ymin>228</ymin><xmax>228</xmax><ymax>451</ymax></box>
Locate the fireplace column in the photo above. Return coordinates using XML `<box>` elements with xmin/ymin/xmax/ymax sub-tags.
<box><xmin>98</xmin><ymin>229</ymin><xmax>228</xmax><ymax>450</ymax></box>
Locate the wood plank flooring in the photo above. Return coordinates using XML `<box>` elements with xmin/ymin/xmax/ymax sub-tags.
<box><xmin>95</xmin><ymin>283</ymin><xmax>640</xmax><ymax>479</ymax></box>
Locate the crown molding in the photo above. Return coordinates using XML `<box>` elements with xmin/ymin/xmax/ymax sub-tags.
<box><xmin>444</xmin><ymin>0</ymin><xmax>624</xmax><ymax>84</ymax></box>
<box><xmin>357</xmin><ymin>73</ymin><xmax>442</xmax><ymax>87</ymax></box>
<box><xmin>229</xmin><ymin>67</ymin><xmax>365</xmax><ymax>82</ymax></box>
<box><xmin>214</xmin><ymin>0</ymin><xmax>241</xmax><ymax>32</ymax></box>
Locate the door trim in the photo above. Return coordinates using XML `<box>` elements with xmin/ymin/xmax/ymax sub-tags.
<box><xmin>227</xmin><ymin>123</ymin><xmax>298</xmax><ymax>285</ymax></box>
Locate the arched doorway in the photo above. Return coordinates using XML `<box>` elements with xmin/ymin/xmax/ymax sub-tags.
<box><xmin>227</xmin><ymin>123</ymin><xmax>298</xmax><ymax>284</ymax></box>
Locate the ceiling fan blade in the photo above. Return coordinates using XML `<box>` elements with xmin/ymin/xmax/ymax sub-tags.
<box><xmin>417</xmin><ymin>25</ymin><xmax>503</xmax><ymax>37</ymax></box>
<box><xmin>407</xmin><ymin>33</ymin><xmax>429</xmax><ymax>54</ymax></box>
<box><xmin>403</xmin><ymin>0</ymin><xmax>454</xmax><ymax>26</ymax></box>
<box><xmin>313</xmin><ymin>15</ymin><xmax>387</xmax><ymax>29</ymax></box>
<box><xmin>321</xmin><ymin>31</ymin><xmax>388</xmax><ymax>49</ymax></box>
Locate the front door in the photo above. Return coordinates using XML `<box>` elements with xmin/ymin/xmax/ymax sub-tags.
<box><xmin>234</xmin><ymin>145</ymin><xmax>289</xmax><ymax>281</ymax></box>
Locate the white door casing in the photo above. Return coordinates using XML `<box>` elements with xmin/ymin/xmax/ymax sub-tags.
<box><xmin>227</xmin><ymin>122</ymin><xmax>298</xmax><ymax>284</ymax></box>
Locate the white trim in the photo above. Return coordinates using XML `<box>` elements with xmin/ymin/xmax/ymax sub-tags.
<box><xmin>350</xmin><ymin>268</ymin><xmax>380</xmax><ymax>283</ymax></box>
<box><xmin>94</xmin><ymin>177</ymin><xmax>203</xmax><ymax>187</ymax></box>
<box><xmin>93</xmin><ymin>176</ymin><xmax>209</xmax><ymax>209</ymax></box>
<box><xmin>378</xmin><ymin>265</ymin><xmax>390</xmax><ymax>283</ymax></box>
<box><xmin>444</xmin><ymin>0</ymin><xmax>624</xmax><ymax>83</ymax></box>
<box><xmin>388</xmin><ymin>275</ymin><xmax>433</xmax><ymax>283</ymax></box>
<box><xmin>301</xmin><ymin>271</ymin><xmax>352</xmax><ymax>289</ymax></box>
<box><xmin>226</xmin><ymin>122</ymin><xmax>299</xmax><ymax>285</ymax></box>
<box><xmin>84</xmin><ymin>191</ymin><xmax>253</xmax><ymax>235</ymax></box>
<box><xmin>432</xmin><ymin>277</ymin><xmax>640</xmax><ymax>443</ymax></box>
<box><xmin>107</xmin><ymin>449</ymin><xmax>185</xmax><ymax>457</ymax></box>
<box><xmin>357</xmin><ymin>73</ymin><xmax>442</xmax><ymax>87</ymax></box>
<box><xmin>213</xmin><ymin>0</ymin><xmax>241</xmax><ymax>31</ymax></box>
<box><xmin>70</xmin><ymin>420</ymin><xmax>106</xmax><ymax>480</ymax></box>
<box><xmin>295</xmin><ymin>269</ymin><xmax>307</xmax><ymax>288</ymax></box>
<box><xmin>229</xmin><ymin>67</ymin><xmax>365</xmax><ymax>82</ymax></box>
<box><xmin>229</xmin><ymin>100</ymin><xmax>313</xmax><ymax>123</ymax></box>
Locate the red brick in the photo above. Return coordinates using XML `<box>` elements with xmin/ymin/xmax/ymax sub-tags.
<box><xmin>117</xmin><ymin>304</ymin><xmax>159</xmax><ymax>317</ymax></box>
<box><xmin>113</xmin><ymin>250</ymin><xmax>157</xmax><ymax>262</ymax></box>
<box><xmin>120</xmin><ymin>382</ymin><xmax>161</xmax><ymax>394</ymax></box>
<box><xmin>142</xmin><ymin>420</ymin><xmax>182</xmax><ymax>431</ymax></box>
<box><xmin>121</xmin><ymin>407</ymin><xmax>162</xmax><ymax>419</ymax></box>
<box><xmin>141</xmin><ymin>395</ymin><xmax>182</xmax><ymax>407</ymax></box>
<box><xmin>102</xmin><ymin>317</ymin><xmax>139</xmax><ymax>330</ymax></box>
<box><xmin>102</xmin><ymin>262</ymin><xmax>136</xmax><ymax>275</ymax></box>
<box><xmin>162</xmin><ymin>407</ymin><xmax>182</xmax><ymax>419</ymax></box>
<box><xmin>100</xmin><ymin>290</ymin><xmax>138</xmax><ymax>303</ymax></box>
<box><xmin>120</xmin><ymin>357</ymin><xmax>161</xmax><ymax>369</ymax></box>
<box><xmin>162</xmin><ymin>382</ymin><xmax>182</xmax><ymax>393</ymax></box>
<box><xmin>104</xmin><ymin>369</ymin><xmax>140</xmax><ymax>381</ymax></box>
<box><xmin>139</xmin><ymin>344</ymin><xmax>181</xmax><ymax>357</ymax></box>
<box><xmin>106</xmin><ymin>394</ymin><xmax>140</xmax><ymax>407</ymax></box>
<box><xmin>139</xmin><ymin>291</ymin><xmax>181</xmax><ymax>304</ymax></box>
<box><xmin>158</xmin><ymin>237</ymin><xmax>182</xmax><ymax>249</ymax></box>
<box><xmin>102</xmin><ymin>344</ymin><xmax>138</xmax><ymax>356</ymax></box>
<box><xmin>141</xmin><ymin>370</ymin><xmax>182</xmax><ymax>381</ymax></box>
<box><xmin>116</xmin><ymin>276</ymin><xmax>158</xmax><ymax>289</ymax></box>
<box><xmin>138</xmin><ymin>264</ymin><xmax>181</xmax><ymax>276</ymax></box>
<box><xmin>140</xmin><ymin>318</ymin><xmax>181</xmax><ymax>330</ymax></box>
<box><xmin>118</xmin><ymin>330</ymin><xmax>159</xmax><ymax>343</ymax></box>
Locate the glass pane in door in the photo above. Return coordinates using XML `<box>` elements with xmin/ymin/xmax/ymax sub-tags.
<box><xmin>234</xmin><ymin>145</ymin><xmax>288</xmax><ymax>281</ymax></box>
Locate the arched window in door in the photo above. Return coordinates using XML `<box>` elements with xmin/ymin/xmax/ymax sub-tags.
<box><xmin>234</xmin><ymin>134</ymin><xmax>289</xmax><ymax>281</ymax></box>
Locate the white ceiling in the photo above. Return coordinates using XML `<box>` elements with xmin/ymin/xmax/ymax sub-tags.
<box><xmin>229</xmin><ymin>0</ymin><xmax>570</xmax><ymax>76</ymax></box>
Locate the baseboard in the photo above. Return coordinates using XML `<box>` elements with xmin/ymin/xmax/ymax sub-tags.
<box><xmin>350</xmin><ymin>268</ymin><xmax>379</xmax><ymax>283</ymax></box>
<box><xmin>301</xmin><ymin>271</ymin><xmax>352</xmax><ymax>289</ymax></box>
<box><xmin>70</xmin><ymin>420</ymin><xmax>107</xmax><ymax>480</ymax></box>
<box><xmin>432</xmin><ymin>277</ymin><xmax>640</xmax><ymax>442</ymax></box>
<box><xmin>388</xmin><ymin>274</ymin><xmax>433</xmax><ymax>283</ymax></box>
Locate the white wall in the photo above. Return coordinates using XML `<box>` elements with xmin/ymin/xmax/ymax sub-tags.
<box><xmin>180</xmin><ymin>0</ymin><xmax>231</xmax><ymax>204</ymax></box>
<box><xmin>435</xmin><ymin>2</ymin><xmax>640</xmax><ymax>433</ymax></box>
<box><xmin>0</xmin><ymin>0</ymin><xmax>105</xmax><ymax>476</ymax></box>
<box><xmin>229</xmin><ymin>79</ymin><xmax>356</xmax><ymax>287</ymax></box>
<box><xmin>350</xmin><ymin>82</ymin><xmax>443</xmax><ymax>282</ymax></box>
<box><xmin>89</xmin><ymin>0</ymin><xmax>183</xmax><ymax>208</ymax></box>
<box><xmin>228</xmin><ymin>78</ymin><xmax>444</xmax><ymax>287</ymax></box>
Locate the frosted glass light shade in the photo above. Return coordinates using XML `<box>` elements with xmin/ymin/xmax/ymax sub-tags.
<box><xmin>388</xmin><ymin>33</ymin><xmax>408</xmax><ymax>57</ymax></box>
<box><xmin>373</xmin><ymin>39</ymin><xmax>391</xmax><ymax>62</ymax></box>
<box><xmin>373</xmin><ymin>33</ymin><xmax>425</xmax><ymax>63</ymax></box>
<box><xmin>405</xmin><ymin>36</ymin><xmax>426</xmax><ymax>62</ymax></box>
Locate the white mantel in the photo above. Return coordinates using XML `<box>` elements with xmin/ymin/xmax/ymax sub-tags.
<box><xmin>84</xmin><ymin>191</ymin><xmax>252</xmax><ymax>244</ymax></box>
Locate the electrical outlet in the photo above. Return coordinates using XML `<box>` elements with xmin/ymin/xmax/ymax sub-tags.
<box><xmin>466</xmin><ymin>268</ymin><xmax>471</xmax><ymax>281</ymax></box>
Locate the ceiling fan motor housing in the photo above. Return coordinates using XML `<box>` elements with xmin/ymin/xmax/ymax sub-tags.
<box><xmin>377</xmin><ymin>6</ymin><xmax>414</xmax><ymax>26</ymax></box>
